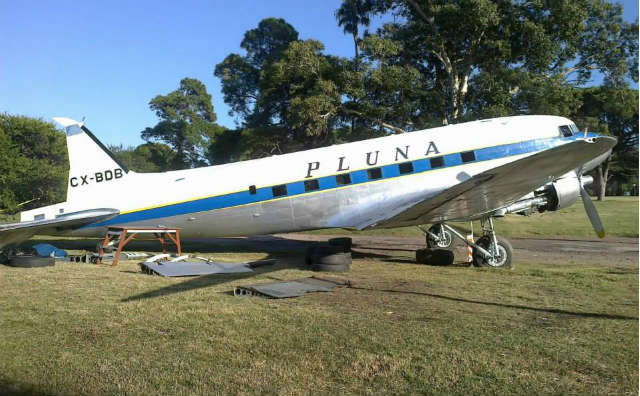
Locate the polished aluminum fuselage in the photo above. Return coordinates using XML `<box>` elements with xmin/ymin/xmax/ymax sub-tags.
<box><xmin>20</xmin><ymin>115</ymin><xmax>587</xmax><ymax>239</ymax></box>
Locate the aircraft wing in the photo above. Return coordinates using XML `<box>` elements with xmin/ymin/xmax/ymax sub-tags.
<box><xmin>360</xmin><ymin>136</ymin><xmax>617</xmax><ymax>229</ymax></box>
<box><xmin>0</xmin><ymin>208</ymin><xmax>119</xmax><ymax>249</ymax></box>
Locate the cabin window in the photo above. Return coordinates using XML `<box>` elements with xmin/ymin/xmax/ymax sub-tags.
<box><xmin>249</xmin><ymin>185</ymin><xmax>257</xmax><ymax>195</ymax></box>
<box><xmin>336</xmin><ymin>173</ymin><xmax>352</xmax><ymax>185</ymax></box>
<box><xmin>460</xmin><ymin>151</ymin><xmax>476</xmax><ymax>163</ymax></box>
<box><xmin>34</xmin><ymin>214</ymin><xmax>45</xmax><ymax>221</ymax></box>
<box><xmin>272</xmin><ymin>184</ymin><xmax>287</xmax><ymax>197</ymax></box>
<box><xmin>304</xmin><ymin>179</ymin><xmax>319</xmax><ymax>192</ymax></box>
<box><xmin>430</xmin><ymin>156</ymin><xmax>444</xmax><ymax>168</ymax></box>
<box><xmin>398</xmin><ymin>161</ymin><xmax>414</xmax><ymax>174</ymax></box>
<box><xmin>367</xmin><ymin>167</ymin><xmax>382</xmax><ymax>180</ymax></box>
<box><xmin>559</xmin><ymin>125</ymin><xmax>572</xmax><ymax>137</ymax></box>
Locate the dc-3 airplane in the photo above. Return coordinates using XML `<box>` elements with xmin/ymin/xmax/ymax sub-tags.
<box><xmin>0</xmin><ymin>115</ymin><xmax>616</xmax><ymax>268</ymax></box>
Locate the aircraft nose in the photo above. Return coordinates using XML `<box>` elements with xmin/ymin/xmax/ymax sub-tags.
<box><xmin>580</xmin><ymin>135</ymin><xmax>617</xmax><ymax>172</ymax></box>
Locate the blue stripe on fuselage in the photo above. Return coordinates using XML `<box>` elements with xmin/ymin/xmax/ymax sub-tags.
<box><xmin>88</xmin><ymin>134</ymin><xmax>597</xmax><ymax>228</ymax></box>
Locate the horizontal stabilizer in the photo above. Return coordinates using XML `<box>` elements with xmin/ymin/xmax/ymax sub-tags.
<box><xmin>0</xmin><ymin>208</ymin><xmax>119</xmax><ymax>249</ymax></box>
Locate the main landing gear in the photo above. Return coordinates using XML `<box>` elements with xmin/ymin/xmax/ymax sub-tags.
<box><xmin>416</xmin><ymin>217</ymin><xmax>514</xmax><ymax>269</ymax></box>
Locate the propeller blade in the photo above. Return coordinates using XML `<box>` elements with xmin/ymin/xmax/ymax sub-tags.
<box><xmin>580</xmin><ymin>185</ymin><xmax>605</xmax><ymax>238</ymax></box>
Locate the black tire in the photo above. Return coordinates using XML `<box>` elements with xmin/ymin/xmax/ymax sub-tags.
<box><xmin>472</xmin><ymin>235</ymin><xmax>513</xmax><ymax>269</ymax></box>
<box><xmin>426</xmin><ymin>225</ymin><xmax>453</xmax><ymax>249</ymax></box>
<box><xmin>7</xmin><ymin>255</ymin><xmax>55</xmax><ymax>268</ymax></box>
<box><xmin>416</xmin><ymin>248</ymin><xmax>454</xmax><ymax>266</ymax></box>
<box><xmin>314</xmin><ymin>248</ymin><xmax>351</xmax><ymax>265</ymax></box>
<box><xmin>311</xmin><ymin>262</ymin><xmax>351</xmax><ymax>272</ymax></box>
<box><xmin>305</xmin><ymin>246</ymin><xmax>317</xmax><ymax>265</ymax></box>
<box><xmin>328</xmin><ymin>237</ymin><xmax>352</xmax><ymax>252</ymax></box>
<box><xmin>309</xmin><ymin>245</ymin><xmax>351</xmax><ymax>271</ymax></box>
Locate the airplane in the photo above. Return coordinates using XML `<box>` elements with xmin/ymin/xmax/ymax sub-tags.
<box><xmin>0</xmin><ymin>115</ymin><xmax>616</xmax><ymax>268</ymax></box>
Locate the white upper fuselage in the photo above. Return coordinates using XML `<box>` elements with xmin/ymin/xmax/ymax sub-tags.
<box><xmin>21</xmin><ymin>115</ymin><xmax>583</xmax><ymax>237</ymax></box>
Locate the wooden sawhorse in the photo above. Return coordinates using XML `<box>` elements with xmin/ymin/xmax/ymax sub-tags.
<box><xmin>97</xmin><ymin>227</ymin><xmax>181</xmax><ymax>266</ymax></box>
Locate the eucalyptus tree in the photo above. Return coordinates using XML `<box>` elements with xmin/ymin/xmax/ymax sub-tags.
<box><xmin>359</xmin><ymin>0</ymin><xmax>638</xmax><ymax>125</ymax></box>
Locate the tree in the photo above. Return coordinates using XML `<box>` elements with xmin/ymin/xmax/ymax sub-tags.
<box><xmin>214</xmin><ymin>18</ymin><xmax>299</xmax><ymax>121</ymax></box>
<box><xmin>141</xmin><ymin>78</ymin><xmax>221</xmax><ymax>169</ymax></box>
<box><xmin>358</xmin><ymin>0</ymin><xmax>637</xmax><ymax>125</ymax></box>
<box><xmin>0</xmin><ymin>114</ymin><xmax>68</xmax><ymax>213</ymax></box>
<box><xmin>572</xmin><ymin>86</ymin><xmax>638</xmax><ymax>200</ymax></box>
<box><xmin>335</xmin><ymin>0</ymin><xmax>373</xmax><ymax>61</ymax></box>
<box><xmin>110</xmin><ymin>143</ymin><xmax>176</xmax><ymax>172</ymax></box>
<box><xmin>250</xmin><ymin>40</ymin><xmax>344</xmax><ymax>154</ymax></box>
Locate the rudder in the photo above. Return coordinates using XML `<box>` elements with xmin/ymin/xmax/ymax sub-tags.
<box><xmin>53</xmin><ymin>117</ymin><xmax>129</xmax><ymax>205</ymax></box>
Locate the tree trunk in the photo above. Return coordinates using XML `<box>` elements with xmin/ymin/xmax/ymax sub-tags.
<box><xmin>353</xmin><ymin>32</ymin><xmax>359</xmax><ymax>61</ymax></box>
<box><xmin>596</xmin><ymin>161</ymin><xmax>610</xmax><ymax>201</ymax></box>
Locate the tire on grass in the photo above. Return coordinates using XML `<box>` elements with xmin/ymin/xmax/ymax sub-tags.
<box><xmin>8</xmin><ymin>255</ymin><xmax>55</xmax><ymax>268</ymax></box>
<box><xmin>305</xmin><ymin>246</ymin><xmax>321</xmax><ymax>265</ymax></box>
<box><xmin>309</xmin><ymin>245</ymin><xmax>351</xmax><ymax>272</ymax></box>
<box><xmin>416</xmin><ymin>248</ymin><xmax>454</xmax><ymax>266</ymax></box>
<box><xmin>472</xmin><ymin>235</ymin><xmax>513</xmax><ymax>269</ymax></box>
<box><xmin>328</xmin><ymin>237</ymin><xmax>352</xmax><ymax>252</ymax></box>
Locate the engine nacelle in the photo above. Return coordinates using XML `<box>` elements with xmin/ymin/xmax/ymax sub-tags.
<box><xmin>540</xmin><ymin>176</ymin><xmax>581</xmax><ymax>211</ymax></box>
<box><xmin>501</xmin><ymin>175</ymin><xmax>583</xmax><ymax>216</ymax></box>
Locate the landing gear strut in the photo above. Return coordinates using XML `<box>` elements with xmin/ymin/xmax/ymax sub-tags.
<box><xmin>419</xmin><ymin>224</ymin><xmax>453</xmax><ymax>249</ymax></box>
<box><xmin>471</xmin><ymin>217</ymin><xmax>513</xmax><ymax>268</ymax></box>
<box><xmin>417</xmin><ymin>218</ymin><xmax>514</xmax><ymax>269</ymax></box>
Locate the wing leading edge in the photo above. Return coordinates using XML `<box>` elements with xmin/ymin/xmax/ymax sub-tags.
<box><xmin>0</xmin><ymin>208</ymin><xmax>119</xmax><ymax>249</ymax></box>
<box><xmin>360</xmin><ymin>136</ymin><xmax>617</xmax><ymax>229</ymax></box>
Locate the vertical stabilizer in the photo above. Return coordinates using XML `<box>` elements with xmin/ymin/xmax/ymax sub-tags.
<box><xmin>53</xmin><ymin>117</ymin><xmax>129</xmax><ymax>208</ymax></box>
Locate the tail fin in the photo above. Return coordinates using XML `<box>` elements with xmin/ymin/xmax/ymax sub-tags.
<box><xmin>53</xmin><ymin>117</ymin><xmax>129</xmax><ymax>204</ymax></box>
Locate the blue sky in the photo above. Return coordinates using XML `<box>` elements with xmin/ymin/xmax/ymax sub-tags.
<box><xmin>0</xmin><ymin>0</ymin><xmax>637</xmax><ymax>147</ymax></box>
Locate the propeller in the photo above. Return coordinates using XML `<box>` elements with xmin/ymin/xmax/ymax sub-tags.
<box><xmin>578</xmin><ymin>174</ymin><xmax>605</xmax><ymax>238</ymax></box>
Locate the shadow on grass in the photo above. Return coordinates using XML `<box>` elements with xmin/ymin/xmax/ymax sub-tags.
<box><xmin>120</xmin><ymin>252</ymin><xmax>308</xmax><ymax>302</ymax></box>
<box><xmin>0</xmin><ymin>378</ymin><xmax>51</xmax><ymax>396</ymax></box>
<box><xmin>29</xmin><ymin>234</ymin><xmax>320</xmax><ymax>254</ymax></box>
<box><xmin>350</xmin><ymin>286</ymin><xmax>638</xmax><ymax>320</ymax></box>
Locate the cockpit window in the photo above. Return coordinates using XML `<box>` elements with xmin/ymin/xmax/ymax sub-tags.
<box><xmin>559</xmin><ymin>125</ymin><xmax>572</xmax><ymax>137</ymax></box>
<box><xmin>569</xmin><ymin>124</ymin><xmax>579</xmax><ymax>134</ymax></box>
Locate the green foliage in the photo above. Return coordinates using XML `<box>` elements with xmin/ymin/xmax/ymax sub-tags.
<box><xmin>253</xmin><ymin>40</ymin><xmax>343</xmax><ymax>152</ymax></box>
<box><xmin>335</xmin><ymin>0</ymin><xmax>373</xmax><ymax>59</ymax></box>
<box><xmin>573</xmin><ymin>86</ymin><xmax>639</xmax><ymax>189</ymax></box>
<box><xmin>0</xmin><ymin>114</ymin><xmax>68</xmax><ymax>213</ymax></box>
<box><xmin>214</xmin><ymin>18</ymin><xmax>299</xmax><ymax>120</ymax></box>
<box><xmin>110</xmin><ymin>143</ymin><xmax>176</xmax><ymax>173</ymax></box>
<box><xmin>359</xmin><ymin>0</ymin><xmax>638</xmax><ymax>124</ymax></box>
<box><xmin>142</xmin><ymin>78</ymin><xmax>221</xmax><ymax>169</ymax></box>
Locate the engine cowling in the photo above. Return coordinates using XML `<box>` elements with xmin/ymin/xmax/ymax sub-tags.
<box><xmin>542</xmin><ymin>176</ymin><xmax>581</xmax><ymax>211</ymax></box>
<box><xmin>501</xmin><ymin>175</ymin><xmax>586</xmax><ymax>216</ymax></box>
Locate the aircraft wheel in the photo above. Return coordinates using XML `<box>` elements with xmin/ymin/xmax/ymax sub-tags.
<box><xmin>426</xmin><ymin>226</ymin><xmax>453</xmax><ymax>249</ymax></box>
<box><xmin>416</xmin><ymin>248</ymin><xmax>454</xmax><ymax>265</ymax></box>
<box><xmin>472</xmin><ymin>235</ymin><xmax>513</xmax><ymax>269</ymax></box>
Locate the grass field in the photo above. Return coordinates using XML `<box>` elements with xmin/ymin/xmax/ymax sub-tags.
<box><xmin>0</xmin><ymin>251</ymin><xmax>637</xmax><ymax>395</ymax></box>
<box><xmin>0</xmin><ymin>196</ymin><xmax>637</xmax><ymax>395</ymax></box>
<box><xmin>307</xmin><ymin>196</ymin><xmax>639</xmax><ymax>238</ymax></box>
